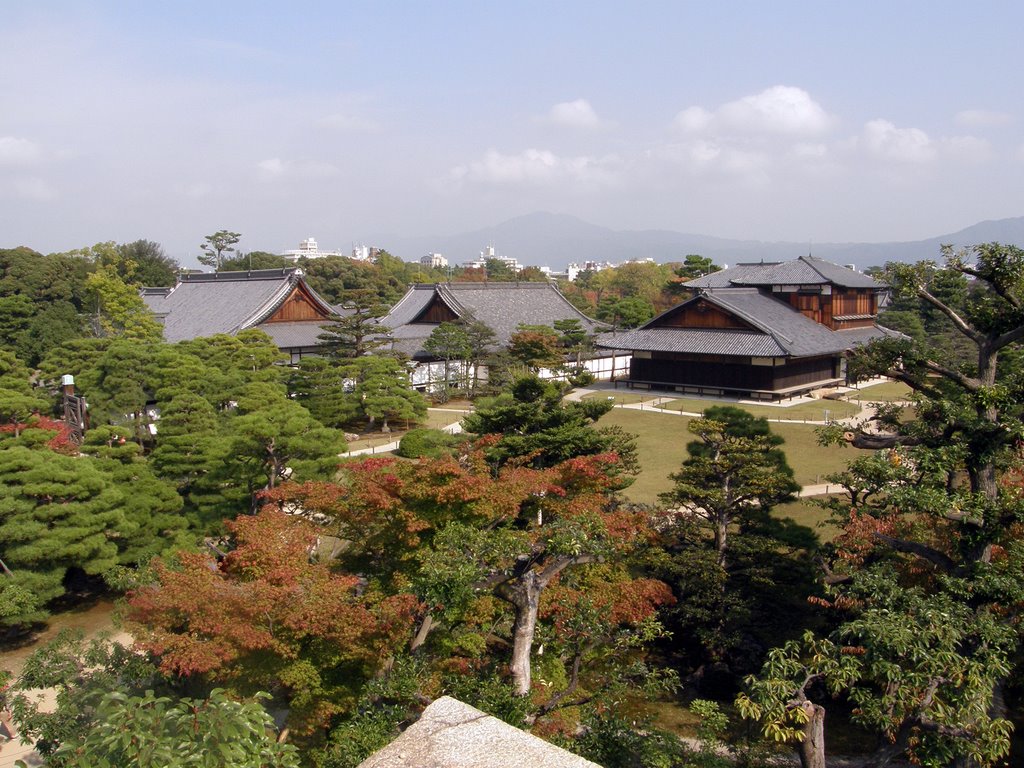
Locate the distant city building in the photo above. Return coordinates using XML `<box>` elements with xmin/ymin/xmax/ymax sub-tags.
<box><xmin>540</xmin><ymin>264</ymin><xmax>581</xmax><ymax>282</ymax></box>
<box><xmin>462</xmin><ymin>244</ymin><xmax>521</xmax><ymax>274</ymax></box>
<box><xmin>351</xmin><ymin>244</ymin><xmax>375</xmax><ymax>261</ymax></box>
<box><xmin>281</xmin><ymin>237</ymin><xmax>345</xmax><ymax>262</ymax></box>
<box><xmin>421</xmin><ymin>252</ymin><xmax>448</xmax><ymax>269</ymax></box>
<box><xmin>573</xmin><ymin>260</ymin><xmax>615</xmax><ymax>274</ymax></box>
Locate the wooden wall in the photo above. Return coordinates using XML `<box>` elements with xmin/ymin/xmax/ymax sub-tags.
<box><xmin>655</xmin><ymin>300</ymin><xmax>752</xmax><ymax>330</ymax></box>
<box><xmin>630</xmin><ymin>352</ymin><xmax>838</xmax><ymax>393</ymax></box>
<box><xmin>785</xmin><ymin>288</ymin><xmax>877</xmax><ymax>329</ymax></box>
<box><xmin>266</xmin><ymin>286</ymin><xmax>331</xmax><ymax>322</ymax></box>
<box><xmin>415</xmin><ymin>298</ymin><xmax>459</xmax><ymax>324</ymax></box>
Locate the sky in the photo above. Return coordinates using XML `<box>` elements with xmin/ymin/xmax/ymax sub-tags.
<box><xmin>1</xmin><ymin>1</ymin><xmax>1022</xmax><ymax>266</ymax></box>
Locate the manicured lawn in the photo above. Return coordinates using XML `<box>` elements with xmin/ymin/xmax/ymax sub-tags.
<box><xmin>843</xmin><ymin>379</ymin><xmax>913</xmax><ymax>402</ymax></box>
<box><xmin>769</xmin><ymin>422</ymin><xmax>857</xmax><ymax>485</ymax></box>
<box><xmin>656</xmin><ymin>397</ymin><xmax>861</xmax><ymax>421</ymax></box>
<box><xmin>598</xmin><ymin>409</ymin><xmax>694</xmax><ymax>505</ymax></box>
<box><xmin>771</xmin><ymin>499</ymin><xmax>844</xmax><ymax>543</ymax></box>
<box><xmin>598</xmin><ymin>409</ymin><xmax>856</xmax><ymax>504</ymax></box>
<box><xmin>582</xmin><ymin>391</ymin><xmax>663</xmax><ymax>405</ymax></box>
<box><xmin>424</xmin><ymin>408</ymin><xmax>470</xmax><ymax>430</ymax></box>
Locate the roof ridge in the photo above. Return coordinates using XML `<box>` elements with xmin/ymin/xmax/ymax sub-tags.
<box><xmin>179</xmin><ymin>268</ymin><xmax>300</xmax><ymax>283</ymax></box>
<box><xmin>435</xmin><ymin>284</ymin><xmax>469</xmax><ymax>317</ymax></box>
<box><xmin>705</xmin><ymin>291</ymin><xmax>796</xmax><ymax>346</ymax></box>
<box><xmin>798</xmin><ymin>254</ymin><xmax>830</xmax><ymax>282</ymax></box>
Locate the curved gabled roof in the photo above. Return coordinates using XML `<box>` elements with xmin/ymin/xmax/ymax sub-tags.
<box><xmin>141</xmin><ymin>268</ymin><xmax>335</xmax><ymax>343</ymax></box>
<box><xmin>601</xmin><ymin>287</ymin><xmax>893</xmax><ymax>358</ymax></box>
<box><xmin>381</xmin><ymin>282</ymin><xmax>607</xmax><ymax>358</ymax></box>
<box><xmin>686</xmin><ymin>255</ymin><xmax>883</xmax><ymax>290</ymax></box>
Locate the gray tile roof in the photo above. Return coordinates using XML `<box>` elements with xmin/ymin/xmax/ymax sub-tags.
<box><xmin>141</xmin><ymin>269</ymin><xmax>336</xmax><ymax>344</ymax></box>
<box><xmin>601</xmin><ymin>328</ymin><xmax>787</xmax><ymax>356</ymax></box>
<box><xmin>258</xmin><ymin>320</ymin><xmax>332</xmax><ymax>349</ymax></box>
<box><xmin>600</xmin><ymin>288</ymin><xmax>892</xmax><ymax>358</ymax></box>
<box><xmin>381</xmin><ymin>282</ymin><xmax>607</xmax><ymax>358</ymax></box>
<box><xmin>686</xmin><ymin>255</ymin><xmax>882</xmax><ymax>289</ymax></box>
<box><xmin>357</xmin><ymin>696</ymin><xmax>600</xmax><ymax>768</ymax></box>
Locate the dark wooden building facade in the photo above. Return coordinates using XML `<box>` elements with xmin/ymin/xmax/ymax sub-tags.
<box><xmin>599</xmin><ymin>256</ymin><xmax>895</xmax><ymax>399</ymax></box>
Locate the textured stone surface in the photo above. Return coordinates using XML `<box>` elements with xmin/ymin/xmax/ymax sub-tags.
<box><xmin>357</xmin><ymin>696</ymin><xmax>602</xmax><ymax>768</ymax></box>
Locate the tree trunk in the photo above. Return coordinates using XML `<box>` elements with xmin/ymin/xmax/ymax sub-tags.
<box><xmin>795</xmin><ymin>701</ymin><xmax>826</xmax><ymax>768</ymax></box>
<box><xmin>714</xmin><ymin>514</ymin><xmax>729</xmax><ymax>569</ymax></box>
<box><xmin>409</xmin><ymin>612</ymin><xmax>434</xmax><ymax>653</ymax></box>
<box><xmin>504</xmin><ymin>572</ymin><xmax>542</xmax><ymax>696</ymax></box>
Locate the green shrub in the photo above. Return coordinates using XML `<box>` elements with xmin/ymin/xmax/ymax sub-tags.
<box><xmin>396</xmin><ymin>428</ymin><xmax>460</xmax><ymax>459</ymax></box>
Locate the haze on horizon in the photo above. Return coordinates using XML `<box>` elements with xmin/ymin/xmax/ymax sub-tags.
<box><xmin>1</xmin><ymin>1</ymin><xmax>1022</xmax><ymax>267</ymax></box>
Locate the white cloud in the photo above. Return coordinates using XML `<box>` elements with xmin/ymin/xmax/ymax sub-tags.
<box><xmin>178</xmin><ymin>182</ymin><xmax>214</xmax><ymax>199</ymax></box>
<box><xmin>449</xmin><ymin>148</ymin><xmax>617</xmax><ymax>186</ymax></box>
<box><xmin>675</xmin><ymin>86</ymin><xmax>835</xmax><ymax>137</ymax></box>
<box><xmin>860</xmin><ymin>119</ymin><xmax>935</xmax><ymax>163</ymax></box>
<box><xmin>546</xmin><ymin>99</ymin><xmax>602</xmax><ymax>128</ymax></box>
<box><xmin>256</xmin><ymin>157</ymin><xmax>339</xmax><ymax>180</ymax></box>
<box><xmin>954</xmin><ymin>109</ymin><xmax>1013</xmax><ymax>128</ymax></box>
<box><xmin>5</xmin><ymin>177</ymin><xmax>56</xmax><ymax>200</ymax></box>
<box><xmin>258</xmin><ymin>157</ymin><xmax>286</xmax><ymax>176</ymax></box>
<box><xmin>661</xmin><ymin>140</ymin><xmax>770</xmax><ymax>179</ymax></box>
<box><xmin>674</xmin><ymin>106</ymin><xmax>712</xmax><ymax>133</ymax></box>
<box><xmin>0</xmin><ymin>136</ymin><xmax>42</xmax><ymax>165</ymax></box>
<box><xmin>791</xmin><ymin>142</ymin><xmax>828</xmax><ymax>159</ymax></box>
<box><xmin>941</xmin><ymin>135</ymin><xmax>992</xmax><ymax>163</ymax></box>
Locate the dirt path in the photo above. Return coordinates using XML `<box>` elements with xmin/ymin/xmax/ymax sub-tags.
<box><xmin>0</xmin><ymin>600</ymin><xmax>128</xmax><ymax>768</ymax></box>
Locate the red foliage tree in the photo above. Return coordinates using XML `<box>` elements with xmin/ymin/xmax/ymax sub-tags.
<box><xmin>124</xmin><ymin>509</ymin><xmax>417</xmax><ymax>733</ymax></box>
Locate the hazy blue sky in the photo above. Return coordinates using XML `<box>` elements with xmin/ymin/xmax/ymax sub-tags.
<box><xmin>2</xmin><ymin>1</ymin><xmax>1022</xmax><ymax>263</ymax></box>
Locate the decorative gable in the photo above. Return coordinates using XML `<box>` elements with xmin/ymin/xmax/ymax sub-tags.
<box><xmin>265</xmin><ymin>284</ymin><xmax>333</xmax><ymax>323</ymax></box>
<box><xmin>412</xmin><ymin>293</ymin><xmax>460</xmax><ymax>324</ymax></box>
<box><xmin>652</xmin><ymin>298</ymin><xmax>756</xmax><ymax>331</ymax></box>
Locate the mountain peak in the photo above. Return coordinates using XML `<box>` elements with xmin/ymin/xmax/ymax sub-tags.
<box><xmin>376</xmin><ymin>213</ymin><xmax>1024</xmax><ymax>271</ymax></box>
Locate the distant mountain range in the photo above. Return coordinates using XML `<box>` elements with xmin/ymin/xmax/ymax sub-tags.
<box><xmin>374</xmin><ymin>212</ymin><xmax>1024</xmax><ymax>271</ymax></box>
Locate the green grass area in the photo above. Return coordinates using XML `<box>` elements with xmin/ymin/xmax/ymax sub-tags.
<box><xmin>768</xmin><ymin>422</ymin><xmax>856</xmax><ymax>485</ymax></box>
<box><xmin>771</xmin><ymin>498</ymin><xmax>843</xmax><ymax>543</ymax></box>
<box><xmin>582</xmin><ymin>391</ymin><xmax>662</xmax><ymax>405</ymax></box>
<box><xmin>599</xmin><ymin>409</ymin><xmax>694</xmax><ymax>505</ymax></box>
<box><xmin>424</xmin><ymin>408</ymin><xmax>469</xmax><ymax>430</ymax></box>
<box><xmin>843</xmin><ymin>379</ymin><xmax>913</xmax><ymax>402</ymax></box>
<box><xmin>599</xmin><ymin>408</ymin><xmax>856</xmax><ymax>505</ymax></box>
<box><xmin>655</xmin><ymin>397</ymin><xmax>861</xmax><ymax>421</ymax></box>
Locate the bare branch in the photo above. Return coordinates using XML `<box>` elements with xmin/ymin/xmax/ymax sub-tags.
<box><xmin>538</xmin><ymin>553</ymin><xmax>597</xmax><ymax>586</ymax></box>
<box><xmin>939</xmin><ymin>509</ymin><xmax>984</xmax><ymax>527</ymax></box>
<box><xmin>816</xmin><ymin>556</ymin><xmax>852</xmax><ymax>586</ymax></box>
<box><xmin>917</xmin><ymin>287</ymin><xmax>984</xmax><ymax>345</ymax></box>
<box><xmin>537</xmin><ymin>649</ymin><xmax>589</xmax><ymax>716</ymax></box>
<box><xmin>956</xmin><ymin>264</ymin><xmax>1022</xmax><ymax>310</ymax></box>
<box><xmin>872</xmin><ymin>533</ymin><xmax>957</xmax><ymax>572</ymax></box>
<box><xmin>845</xmin><ymin>432</ymin><xmax>923</xmax><ymax>450</ymax></box>
<box><xmin>991</xmin><ymin>324</ymin><xmax>1024</xmax><ymax>354</ymax></box>
<box><xmin>918</xmin><ymin>360</ymin><xmax>981</xmax><ymax>393</ymax></box>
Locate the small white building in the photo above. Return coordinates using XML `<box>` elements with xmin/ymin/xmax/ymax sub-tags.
<box><xmin>281</xmin><ymin>237</ymin><xmax>345</xmax><ymax>262</ymax></box>
<box><xmin>421</xmin><ymin>252</ymin><xmax>448</xmax><ymax>269</ymax></box>
<box><xmin>463</xmin><ymin>245</ymin><xmax>521</xmax><ymax>273</ymax></box>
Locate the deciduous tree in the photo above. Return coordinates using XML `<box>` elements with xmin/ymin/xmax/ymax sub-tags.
<box><xmin>124</xmin><ymin>509</ymin><xmax>417</xmax><ymax>733</ymax></box>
